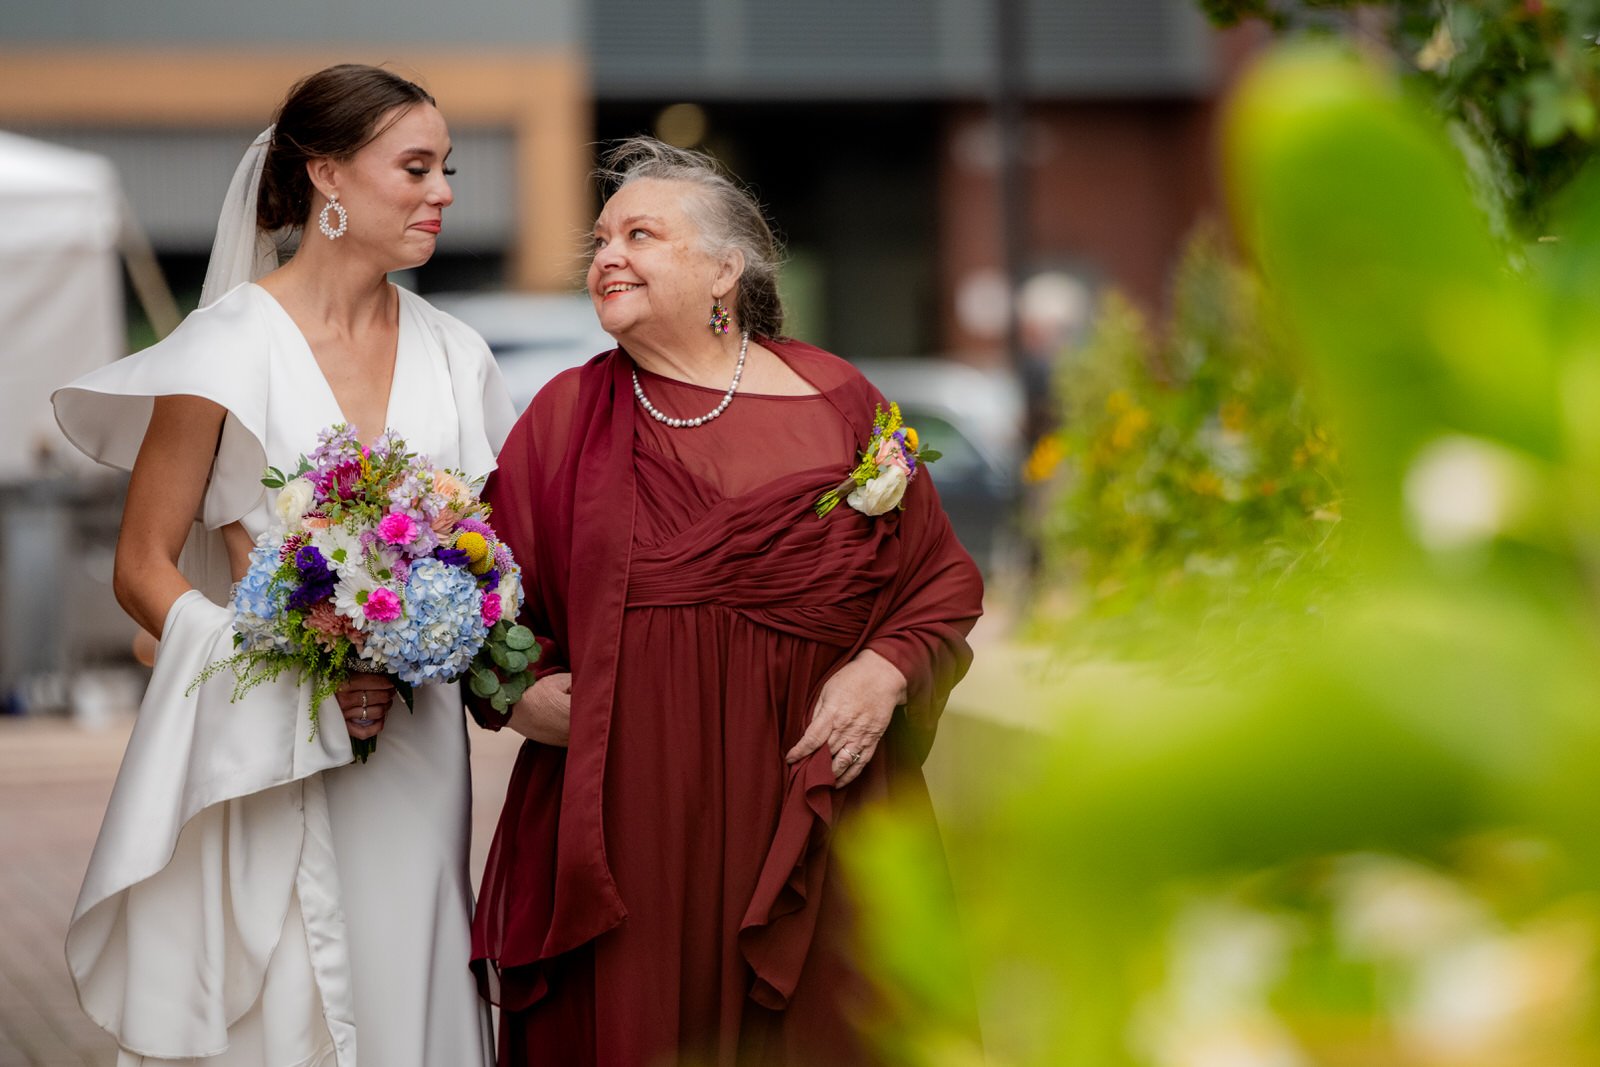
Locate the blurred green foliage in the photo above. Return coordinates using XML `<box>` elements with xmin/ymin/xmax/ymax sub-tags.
<box><xmin>1201</xmin><ymin>0</ymin><xmax>1600</xmax><ymax>231</ymax></box>
<box><xmin>1029</xmin><ymin>230</ymin><xmax>1342</xmax><ymax>662</ymax></box>
<box><xmin>844</xmin><ymin>43</ymin><xmax>1600</xmax><ymax>1066</ymax></box>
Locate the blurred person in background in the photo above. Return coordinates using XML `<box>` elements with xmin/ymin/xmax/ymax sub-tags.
<box><xmin>469</xmin><ymin>137</ymin><xmax>984</xmax><ymax>1066</ymax></box>
<box><xmin>51</xmin><ymin>64</ymin><xmax>511</xmax><ymax>1066</ymax></box>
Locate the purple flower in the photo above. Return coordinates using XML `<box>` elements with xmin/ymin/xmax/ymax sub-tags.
<box><xmin>435</xmin><ymin>546</ymin><xmax>471</xmax><ymax>567</ymax></box>
<box><xmin>287</xmin><ymin>545</ymin><xmax>336</xmax><ymax>611</ymax></box>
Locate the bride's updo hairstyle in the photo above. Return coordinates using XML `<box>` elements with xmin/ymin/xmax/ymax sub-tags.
<box><xmin>596</xmin><ymin>136</ymin><xmax>785</xmax><ymax>339</ymax></box>
<box><xmin>257</xmin><ymin>64</ymin><xmax>436</xmax><ymax>233</ymax></box>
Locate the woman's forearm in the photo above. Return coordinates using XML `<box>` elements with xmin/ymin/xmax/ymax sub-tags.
<box><xmin>113</xmin><ymin>550</ymin><xmax>194</xmax><ymax>639</ymax></box>
<box><xmin>115</xmin><ymin>394</ymin><xmax>227</xmax><ymax>637</ymax></box>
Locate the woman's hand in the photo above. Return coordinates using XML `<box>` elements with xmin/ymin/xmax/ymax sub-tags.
<box><xmin>507</xmin><ymin>672</ymin><xmax>572</xmax><ymax>746</ymax></box>
<box><xmin>786</xmin><ymin>648</ymin><xmax>908</xmax><ymax>788</ymax></box>
<box><xmin>336</xmin><ymin>674</ymin><xmax>397</xmax><ymax>742</ymax></box>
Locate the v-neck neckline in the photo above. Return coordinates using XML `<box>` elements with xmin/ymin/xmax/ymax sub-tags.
<box><xmin>250</xmin><ymin>281</ymin><xmax>405</xmax><ymax>446</ymax></box>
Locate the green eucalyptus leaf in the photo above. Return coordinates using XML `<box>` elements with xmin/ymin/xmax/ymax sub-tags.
<box><xmin>505</xmin><ymin>625</ymin><xmax>536</xmax><ymax>651</ymax></box>
<box><xmin>489</xmin><ymin>644</ymin><xmax>512</xmax><ymax>670</ymax></box>
<box><xmin>469</xmin><ymin>670</ymin><xmax>501</xmax><ymax>698</ymax></box>
<box><xmin>501</xmin><ymin>677</ymin><xmax>527</xmax><ymax>705</ymax></box>
<box><xmin>505</xmin><ymin>650</ymin><xmax>529</xmax><ymax>674</ymax></box>
<box><xmin>489</xmin><ymin>689</ymin><xmax>513</xmax><ymax>712</ymax></box>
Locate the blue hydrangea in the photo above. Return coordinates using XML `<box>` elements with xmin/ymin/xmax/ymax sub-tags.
<box><xmin>232</xmin><ymin>539</ymin><xmax>292</xmax><ymax>653</ymax></box>
<box><xmin>362</xmin><ymin>557</ymin><xmax>487</xmax><ymax>686</ymax></box>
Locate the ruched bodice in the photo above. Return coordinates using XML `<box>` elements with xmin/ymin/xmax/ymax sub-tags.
<box><xmin>627</xmin><ymin>446</ymin><xmax>889</xmax><ymax>647</ymax></box>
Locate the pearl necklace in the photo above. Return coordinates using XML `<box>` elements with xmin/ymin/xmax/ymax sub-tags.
<box><xmin>632</xmin><ymin>330</ymin><xmax>750</xmax><ymax>428</ymax></box>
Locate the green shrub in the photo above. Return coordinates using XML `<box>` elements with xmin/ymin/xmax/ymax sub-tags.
<box><xmin>1031</xmin><ymin>228</ymin><xmax>1342</xmax><ymax>659</ymax></box>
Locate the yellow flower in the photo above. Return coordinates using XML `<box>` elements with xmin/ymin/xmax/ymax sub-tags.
<box><xmin>1220</xmin><ymin>399</ymin><xmax>1249</xmax><ymax>432</ymax></box>
<box><xmin>903</xmin><ymin>426</ymin><xmax>919</xmax><ymax>452</ymax></box>
<box><xmin>1023</xmin><ymin>434</ymin><xmax>1066</xmax><ymax>484</ymax></box>
<box><xmin>1190</xmin><ymin>470</ymin><xmax>1223</xmax><ymax>497</ymax></box>
<box><xmin>455</xmin><ymin>531</ymin><xmax>491</xmax><ymax>574</ymax></box>
<box><xmin>1110</xmin><ymin>406</ymin><xmax>1150</xmax><ymax>451</ymax></box>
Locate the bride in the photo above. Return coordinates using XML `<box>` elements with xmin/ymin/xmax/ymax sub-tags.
<box><xmin>52</xmin><ymin>64</ymin><xmax>510</xmax><ymax>1066</ymax></box>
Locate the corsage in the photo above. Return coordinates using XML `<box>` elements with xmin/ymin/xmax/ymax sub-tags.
<box><xmin>815</xmin><ymin>402</ymin><xmax>941</xmax><ymax>518</ymax></box>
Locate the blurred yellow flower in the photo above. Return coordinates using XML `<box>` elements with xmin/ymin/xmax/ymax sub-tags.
<box><xmin>1190</xmin><ymin>470</ymin><xmax>1224</xmax><ymax>497</ymax></box>
<box><xmin>903</xmin><ymin>426</ymin><xmax>919</xmax><ymax>452</ymax></box>
<box><xmin>1024</xmin><ymin>434</ymin><xmax>1067</xmax><ymax>483</ymax></box>
<box><xmin>1220</xmin><ymin>399</ymin><xmax>1250</xmax><ymax>432</ymax></box>
<box><xmin>1111</xmin><ymin>405</ymin><xmax>1151</xmax><ymax>451</ymax></box>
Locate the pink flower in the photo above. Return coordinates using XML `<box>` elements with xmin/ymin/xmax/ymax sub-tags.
<box><xmin>480</xmin><ymin>593</ymin><xmax>502</xmax><ymax>626</ymax></box>
<box><xmin>377</xmin><ymin>512</ymin><xmax>419</xmax><ymax>546</ymax></box>
<box><xmin>305</xmin><ymin>600</ymin><xmax>365</xmax><ymax>650</ymax></box>
<box><xmin>314</xmin><ymin>460</ymin><xmax>362</xmax><ymax>500</ymax></box>
<box><xmin>874</xmin><ymin>437</ymin><xmax>911</xmax><ymax>473</ymax></box>
<box><xmin>363</xmin><ymin>587</ymin><xmax>402</xmax><ymax>623</ymax></box>
<box><xmin>875</xmin><ymin>436</ymin><xmax>912</xmax><ymax>475</ymax></box>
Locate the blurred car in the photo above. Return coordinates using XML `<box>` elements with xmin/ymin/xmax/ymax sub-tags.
<box><xmin>429</xmin><ymin>292</ymin><xmax>1023</xmax><ymax>571</ymax></box>
<box><xmin>852</xmin><ymin>358</ymin><xmax>1024</xmax><ymax>575</ymax></box>
<box><xmin>428</xmin><ymin>291</ymin><xmax>614</xmax><ymax>411</ymax></box>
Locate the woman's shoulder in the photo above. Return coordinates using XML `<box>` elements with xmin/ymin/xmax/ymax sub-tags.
<box><xmin>765</xmin><ymin>336</ymin><xmax>883</xmax><ymax>411</ymax></box>
<box><xmin>501</xmin><ymin>350</ymin><xmax>620</xmax><ymax>455</ymax></box>
<box><xmin>103</xmin><ymin>282</ymin><xmax>273</xmax><ymax>380</ymax></box>
<box><xmin>522</xmin><ymin>352</ymin><xmax>612</xmax><ymax>424</ymax></box>
<box><xmin>162</xmin><ymin>281</ymin><xmax>271</xmax><ymax>349</ymax></box>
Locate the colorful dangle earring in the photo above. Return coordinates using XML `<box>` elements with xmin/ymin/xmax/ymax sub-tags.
<box><xmin>708</xmin><ymin>300</ymin><xmax>732</xmax><ymax>336</ymax></box>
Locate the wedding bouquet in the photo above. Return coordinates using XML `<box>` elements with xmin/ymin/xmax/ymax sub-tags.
<box><xmin>196</xmin><ymin>424</ymin><xmax>538</xmax><ymax>761</ymax></box>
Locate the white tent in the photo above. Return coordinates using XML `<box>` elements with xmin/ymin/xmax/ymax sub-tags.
<box><xmin>0</xmin><ymin>130</ymin><xmax>123</xmax><ymax>482</ymax></box>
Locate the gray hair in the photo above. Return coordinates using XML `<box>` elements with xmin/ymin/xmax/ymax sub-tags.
<box><xmin>596</xmin><ymin>136</ymin><xmax>785</xmax><ymax>339</ymax></box>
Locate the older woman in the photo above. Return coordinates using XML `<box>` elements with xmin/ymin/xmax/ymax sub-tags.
<box><xmin>471</xmin><ymin>138</ymin><xmax>982</xmax><ymax>1066</ymax></box>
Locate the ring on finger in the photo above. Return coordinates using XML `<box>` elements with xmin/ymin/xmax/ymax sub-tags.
<box><xmin>360</xmin><ymin>691</ymin><xmax>368</xmax><ymax>709</ymax></box>
<box><xmin>838</xmin><ymin>747</ymin><xmax>856</xmax><ymax>765</ymax></box>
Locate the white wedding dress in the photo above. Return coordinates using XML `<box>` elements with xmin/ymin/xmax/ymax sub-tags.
<box><xmin>52</xmin><ymin>280</ymin><xmax>514</xmax><ymax>1066</ymax></box>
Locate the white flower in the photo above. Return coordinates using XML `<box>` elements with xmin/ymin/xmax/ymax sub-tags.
<box><xmin>495</xmin><ymin>569</ymin><xmax>522</xmax><ymax>620</ymax></box>
<box><xmin>1403</xmin><ymin>436</ymin><xmax>1533</xmax><ymax>552</ymax></box>
<box><xmin>847</xmin><ymin>464</ymin><xmax>909</xmax><ymax>516</ymax></box>
<box><xmin>273</xmin><ymin>477</ymin><xmax>315</xmax><ymax>527</ymax></box>
<box><xmin>332</xmin><ymin>569</ymin><xmax>380</xmax><ymax>630</ymax></box>
<box><xmin>309</xmin><ymin>524</ymin><xmax>364</xmax><ymax>574</ymax></box>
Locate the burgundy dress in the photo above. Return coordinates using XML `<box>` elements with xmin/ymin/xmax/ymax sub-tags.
<box><xmin>472</xmin><ymin>340</ymin><xmax>983</xmax><ymax>1066</ymax></box>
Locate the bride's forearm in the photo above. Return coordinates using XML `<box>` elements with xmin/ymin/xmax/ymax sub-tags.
<box><xmin>116</xmin><ymin>394</ymin><xmax>227</xmax><ymax>636</ymax></box>
<box><xmin>113</xmin><ymin>549</ymin><xmax>194</xmax><ymax>639</ymax></box>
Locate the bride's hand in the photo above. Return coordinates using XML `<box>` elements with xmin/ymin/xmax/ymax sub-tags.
<box><xmin>336</xmin><ymin>675</ymin><xmax>396</xmax><ymax>741</ymax></box>
<box><xmin>507</xmin><ymin>672</ymin><xmax>572</xmax><ymax>746</ymax></box>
